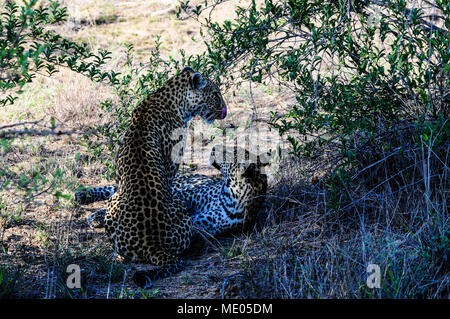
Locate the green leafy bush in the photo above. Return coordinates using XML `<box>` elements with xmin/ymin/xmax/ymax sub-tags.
<box><xmin>177</xmin><ymin>0</ymin><xmax>448</xmax><ymax>209</ymax></box>
<box><xmin>0</xmin><ymin>0</ymin><xmax>119</xmax><ymax>106</ymax></box>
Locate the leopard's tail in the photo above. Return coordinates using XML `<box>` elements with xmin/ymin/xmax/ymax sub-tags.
<box><xmin>132</xmin><ymin>261</ymin><xmax>185</xmax><ymax>288</ymax></box>
<box><xmin>75</xmin><ymin>185</ymin><xmax>117</xmax><ymax>205</ymax></box>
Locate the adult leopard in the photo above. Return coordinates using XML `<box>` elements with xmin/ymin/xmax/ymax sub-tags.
<box><xmin>104</xmin><ymin>67</ymin><xmax>226</xmax><ymax>286</ymax></box>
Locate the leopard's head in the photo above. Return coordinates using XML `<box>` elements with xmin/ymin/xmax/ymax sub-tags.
<box><xmin>182</xmin><ymin>67</ymin><xmax>227</xmax><ymax>124</ymax></box>
<box><xmin>209</xmin><ymin>145</ymin><xmax>270</xmax><ymax>198</ymax></box>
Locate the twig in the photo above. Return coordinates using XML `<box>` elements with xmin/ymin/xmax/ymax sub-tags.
<box><xmin>0</xmin><ymin>118</ymin><xmax>44</xmax><ymax>130</ymax></box>
<box><xmin>351</xmin><ymin>147</ymin><xmax>402</xmax><ymax>180</ymax></box>
<box><xmin>10</xmin><ymin>185</ymin><xmax>53</xmax><ymax>205</ymax></box>
<box><xmin>369</xmin><ymin>0</ymin><xmax>448</xmax><ymax>35</ymax></box>
<box><xmin>151</xmin><ymin>4</ymin><xmax>176</xmax><ymax>17</ymax></box>
<box><xmin>0</xmin><ymin>129</ymin><xmax>90</xmax><ymax>138</ymax></box>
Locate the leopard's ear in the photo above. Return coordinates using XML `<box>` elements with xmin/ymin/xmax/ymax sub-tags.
<box><xmin>209</xmin><ymin>146</ymin><xmax>221</xmax><ymax>170</ymax></box>
<box><xmin>257</xmin><ymin>151</ymin><xmax>271</xmax><ymax>167</ymax></box>
<box><xmin>211</xmin><ymin>159</ymin><xmax>221</xmax><ymax>170</ymax></box>
<box><xmin>190</xmin><ymin>72</ymin><xmax>207</xmax><ymax>90</ymax></box>
<box><xmin>183</xmin><ymin>66</ymin><xmax>195</xmax><ymax>73</ymax></box>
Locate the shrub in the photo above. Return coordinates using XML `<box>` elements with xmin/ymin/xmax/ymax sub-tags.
<box><xmin>176</xmin><ymin>0</ymin><xmax>448</xmax><ymax>210</ymax></box>
<box><xmin>0</xmin><ymin>0</ymin><xmax>120</xmax><ymax>202</ymax></box>
<box><xmin>0</xmin><ymin>0</ymin><xmax>119</xmax><ymax>107</ymax></box>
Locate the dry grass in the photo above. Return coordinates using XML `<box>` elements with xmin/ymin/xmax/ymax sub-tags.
<box><xmin>229</xmin><ymin>153</ymin><xmax>449</xmax><ymax>298</ymax></box>
<box><xmin>0</xmin><ymin>0</ymin><xmax>448</xmax><ymax>299</ymax></box>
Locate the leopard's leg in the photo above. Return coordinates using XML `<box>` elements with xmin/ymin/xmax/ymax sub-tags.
<box><xmin>87</xmin><ymin>209</ymin><xmax>106</xmax><ymax>228</ymax></box>
<box><xmin>166</xmin><ymin>192</ymin><xmax>193</xmax><ymax>254</ymax></box>
<box><xmin>133</xmin><ymin>242</ymin><xmax>192</xmax><ymax>288</ymax></box>
<box><xmin>104</xmin><ymin>189</ymin><xmax>193</xmax><ymax>288</ymax></box>
<box><xmin>132</xmin><ymin>248</ymin><xmax>186</xmax><ymax>288</ymax></box>
<box><xmin>104</xmin><ymin>192</ymin><xmax>120</xmax><ymax>244</ymax></box>
<box><xmin>75</xmin><ymin>185</ymin><xmax>117</xmax><ymax>205</ymax></box>
<box><xmin>133</xmin><ymin>194</ymin><xmax>193</xmax><ymax>288</ymax></box>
